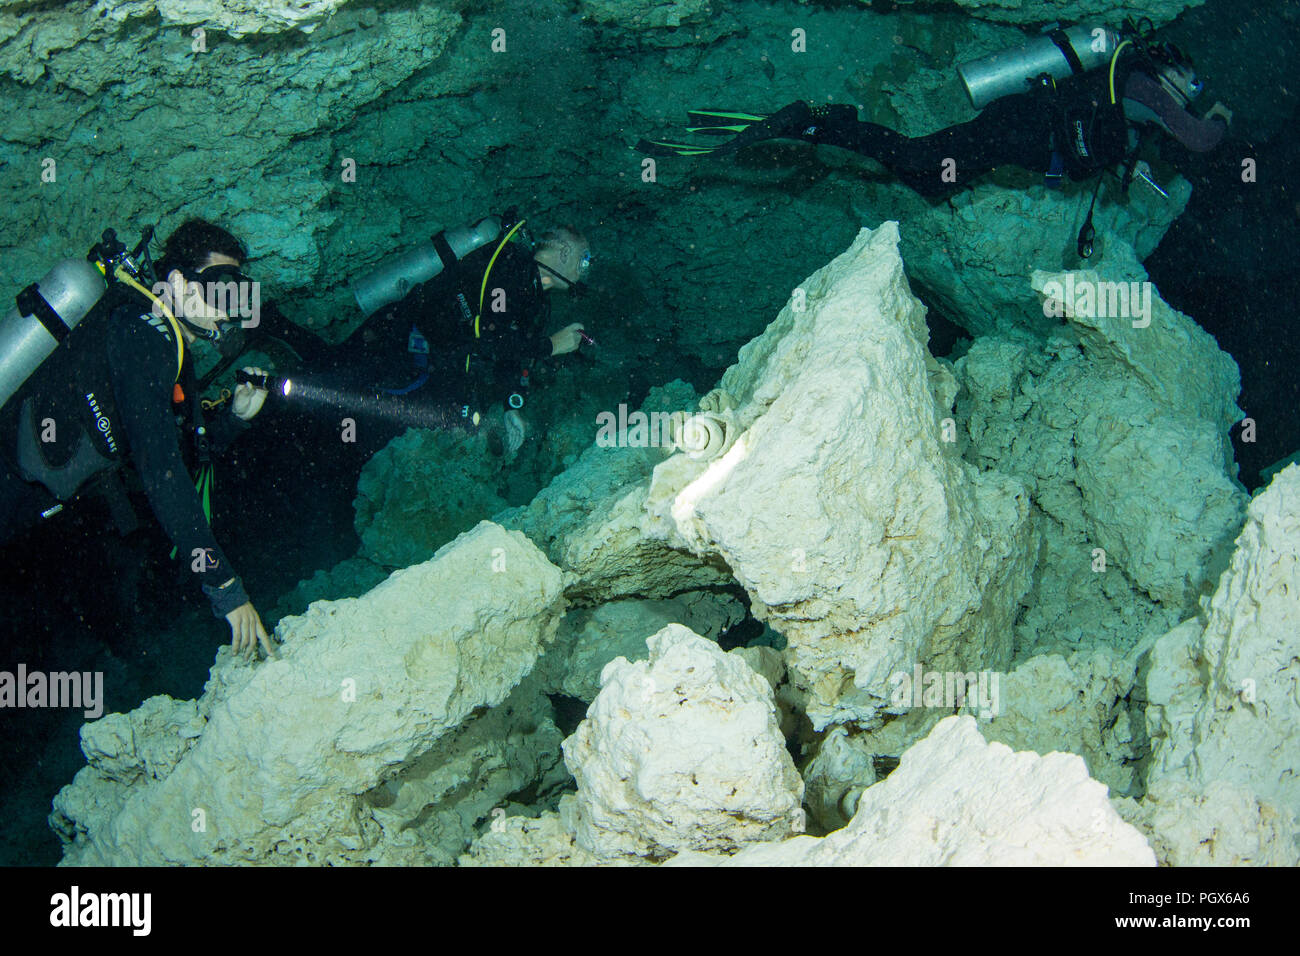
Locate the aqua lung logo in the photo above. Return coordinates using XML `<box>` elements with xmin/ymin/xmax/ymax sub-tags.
<box><xmin>84</xmin><ymin>392</ymin><xmax>117</xmax><ymax>453</ymax></box>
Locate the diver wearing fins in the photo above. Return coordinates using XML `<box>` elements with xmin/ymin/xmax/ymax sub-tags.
<box><xmin>331</xmin><ymin>211</ymin><xmax>592</xmax><ymax>457</ymax></box>
<box><xmin>0</xmin><ymin>219</ymin><xmax>276</xmax><ymax>660</ymax></box>
<box><xmin>638</xmin><ymin>23</ymin><xmax>1231</xmax><ymax>210</ymax></box>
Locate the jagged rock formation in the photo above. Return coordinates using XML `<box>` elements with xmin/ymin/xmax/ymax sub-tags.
<box><xmin>51</xmin><ymin>521</ymin><xmax>565</xmax><ymax>865</ymax></box>
<box><xmin>462</xmin><ymin>624</ymin><xmax>803</xmax><ymax>864</ymax></box>
<box><xmin>648</xmin><ymin>223</ymin><xmax>1037</xmax><ymax>730</ymax></box>
<box><xmin>955</xmin><ymin>247</ymin><xmax>1245</xmax><ymax>653</ymax></box>
<box><xmin>1134</xmin><ymin>465</ymin><xmax>1300</xmax><ymax>864</ymax></box>
<box><xmin>666</xmin><ymin>716</ymin><xmax>1156</xmax><ymax>866</ymax></box>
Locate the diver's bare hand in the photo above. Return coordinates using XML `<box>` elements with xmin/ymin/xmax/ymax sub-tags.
<box><xmin>232</xmin><ymin>366</ymin><xmax>269</xmax><ymax>421</ymax></box>
<box><xmin>225</xmin><ymin>601</ymin><xmax>276</xmax><ymax>661</ymax></box>
<box><xmin>1204</xmin><ymin>101</ymin><xmax>1233</xmax><ymax>126</ymax></box>
<box><xmin>550</xmin><ymin>324</ymin><xmax>585</xmax><ymax>356</ymax></box>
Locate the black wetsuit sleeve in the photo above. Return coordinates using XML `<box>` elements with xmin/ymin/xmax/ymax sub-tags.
<box><xmin>107</xmin><ymin>314</ymin><xmax>249</xmax><ymax>617</ymax></box>
<box><xmin>204</xmin><ymin>407</ymin><xmax>251</xmax><ymax>453</ymax></box>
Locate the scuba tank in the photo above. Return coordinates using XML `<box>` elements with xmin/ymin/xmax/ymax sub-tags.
<box><xmin>1</xmin><ymin>226</ymin><xmax>167</xmax><ymax>412</ymax></box>
<box><xmin>0</xmin><ymin>258</ymin><xmax>108</xmax><ymax>411</ymax></box>
<box><xmin>958</xmin><ymin>24</ymin><xmax>1121</xmax><ymax>110</ymax></box>
<box><xmin>352</xmin><ymin>214</ymin><xmax>506</xmax><ymax>317</ymax></box>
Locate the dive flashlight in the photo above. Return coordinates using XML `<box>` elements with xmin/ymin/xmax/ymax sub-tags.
<box><xmin>235</xmin><ymin>369</ymin><xmax>293</xmax><ymax>396</ymax></box>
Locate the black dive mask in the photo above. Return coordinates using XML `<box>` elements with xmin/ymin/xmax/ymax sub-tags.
<box><xmin>536</xmin><ymin>249</ymin><xmax>593</xmax><ymax>298</ymax></box>
<box><xmin>177</xmin><ymin>263</ymin><xmax>255</xmax><ymax>353</ymax></box>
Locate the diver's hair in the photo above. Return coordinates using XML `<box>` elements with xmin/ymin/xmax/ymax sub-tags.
<box><xmin>156</xmin><ymin>218</ymin><xmax>247</xmax><ymax>277</ymax></box>
<box><xmin>536</xmin><ymin>225</ymin><xmax>588</xmax><ymax>256</ymax></box>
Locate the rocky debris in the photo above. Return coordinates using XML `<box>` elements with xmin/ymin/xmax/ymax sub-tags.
<box><xmin>51</xmin><ymin>521</ymin><xmax>565</xmax><ymax>865</ymax></box>
<box><xmin>666</xmin><ymin>716</ymin><xmax>1156</xmax><ymax>866</ymax></box>
<box><xmin>901</xmin><ymin>180</ymin><xmax>1189</xmax><ymax>340</ymax></box>
<box><xmin>951</xmin><ymin>0</ymin><xmax>1203</xmax><ymax>28</ymax></box>
<box><xmin>535</xmin><ymin>591</ymin><xmax>746</xmax><ymax>702</ymax></box>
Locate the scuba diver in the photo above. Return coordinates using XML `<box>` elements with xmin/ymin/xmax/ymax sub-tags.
<box><xmin>332</xmin><ymin>210</ymin><xmax>592</xmax><ymax>456</ymax></box>
<box><xmin>638</xmin><ymin>22</ymin><xmax>1231</xmax><ymax>252</ymax></box>
<box><xmin>0</xmin><ymin>219</ymin><xmax>277</xmax><ymax>660</ymax></box>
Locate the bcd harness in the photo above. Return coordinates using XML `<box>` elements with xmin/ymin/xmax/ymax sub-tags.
<box><xmin>100</xmin><ymin>258</ymin><xmax>218</xmax><ymax>548</ymax></box>
<box><xmin>394</xmin><ymin>216</ymin><xmax>532</xmax><ymax>409</ymax></box>
<box><xmin>1036</xmin><ymin>37</ymin><xmax>1148</xmax><ymax>258</ymax></box>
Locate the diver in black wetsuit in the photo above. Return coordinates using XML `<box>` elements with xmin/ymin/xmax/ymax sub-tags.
<box><xmin>324</xmin><ymin>219</ymin><xmax>592</xmax><ymax>457</ymax></box>
<box><xmin>639</xmin><ymin>33</ymin><xmax>1230</xmax><ymax>200</ymax></box>
<box><xmin>0</xmin><ymin>219</ymin><xmax>276</xmax><ymax>659</ymax></box>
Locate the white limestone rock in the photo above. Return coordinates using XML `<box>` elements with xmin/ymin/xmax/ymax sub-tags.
<box><xmin>667</xmin><ymin>716</ymin><xmax>1156</xmax><ymax>866</ymax></box>
<box><xmin>647</xmin><ymin>223</ymin><xmax>1036</xmax><ymax>730</ymax></box>
<box><xmin>1144</xmin><ymin>466</ymin><xmax>1300</xmax><ymax>831</ymax></box>
<box><xmin>97</xmin><ymin>0</ymin><xmax>352</xmax><ymax>37</ymax></box>
<box><xmin>900</xmin><ymin>182</ymin><xmax>1188</xmax><ymax>339</ymax></box>
<box><xmin>1117</xmin><ymin>779</ymin><xmax>1300</xmax><ymax>867</ymax></box>
<box><xmin>802</xmin><ymin>726</ymin><xmax>877</xmax><ymax>832</ymax></box>
<box><xmin>51</xmin><ymin>521</ymin><xmax>565</xmax><ymax>865</ymax></box>
<box><xmin>499</xmin><ymin>380</ymin><xmax>734</xmax><ymax>604</ymax></box>
<box><xmin>538</xmin><ymin>592</ymin><xmax>746</xmax><ymax>702</ymax></box>
<box><xmin>564</xmin><ymin>625</ymin><xmax>804</xmax><ymax>859</ymax></box>
<box><xmin>360</xmin><ymin>672</ymin><xmax>571</xmax><ymax>866</ymax></box>
<box><xmin>956</xmin><ymin>255</ymin><xmax>1245</xmax><ymax>622</ymax></box>
<box><xmin>459</xmin><ymin>797</ymin><xmax>612</xmax><ymax>868</ymax></box>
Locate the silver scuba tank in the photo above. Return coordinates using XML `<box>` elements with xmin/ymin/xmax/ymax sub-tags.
<box><xmin>0</xmin><ymin>258</ymin><xmax>107</xmax><ymax>411</ymax></box>
<box><xmin>352</xmin><ymin>214</ymin><xmax>504</xmax><ymax>317</ymax></box>
<box><xmin>958</xmin><ymin>25</ymin><xmax>1122</xmax><ymax>110</ymax></box>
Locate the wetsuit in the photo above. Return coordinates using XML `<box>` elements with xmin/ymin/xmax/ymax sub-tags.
<box><xmin>333</xmin><ymin>235</ymin><xmax>553</xmax><ymax>424</ymax></box>
<box><xmin>0</xmin><ymin>292</ymin><xmax>252</xmax><ymax>617</ymax></box>
<box><xmin>803</xmin><ymin>67</ymin><xmax>1135</xmax><ymax>197</ymax></box>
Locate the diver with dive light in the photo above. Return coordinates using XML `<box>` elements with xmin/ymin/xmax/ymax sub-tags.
<box><xmin>305</xmin><ymin>209</ymin><xmax>593</xmax><ymax>457</ymax></box>
<box><xmin>0</xmin><ymin>219</ymin><xmax>277</xmax><ymax>660</ymax></box>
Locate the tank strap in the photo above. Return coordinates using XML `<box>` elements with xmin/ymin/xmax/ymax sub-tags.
<box><xmin>432</xmin><ymin>230</ymin><xmax>459</xmax><ymax>272</ymax></box>
<box><xmin>1049</xmin><ymin>29</ymin><xmax>1087</xmax><ymax>75</ymax></box>
<box><xmin>15</xmin><ymin>284</ymin><xmax>71</xmax><ymax>343</ymax></box>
